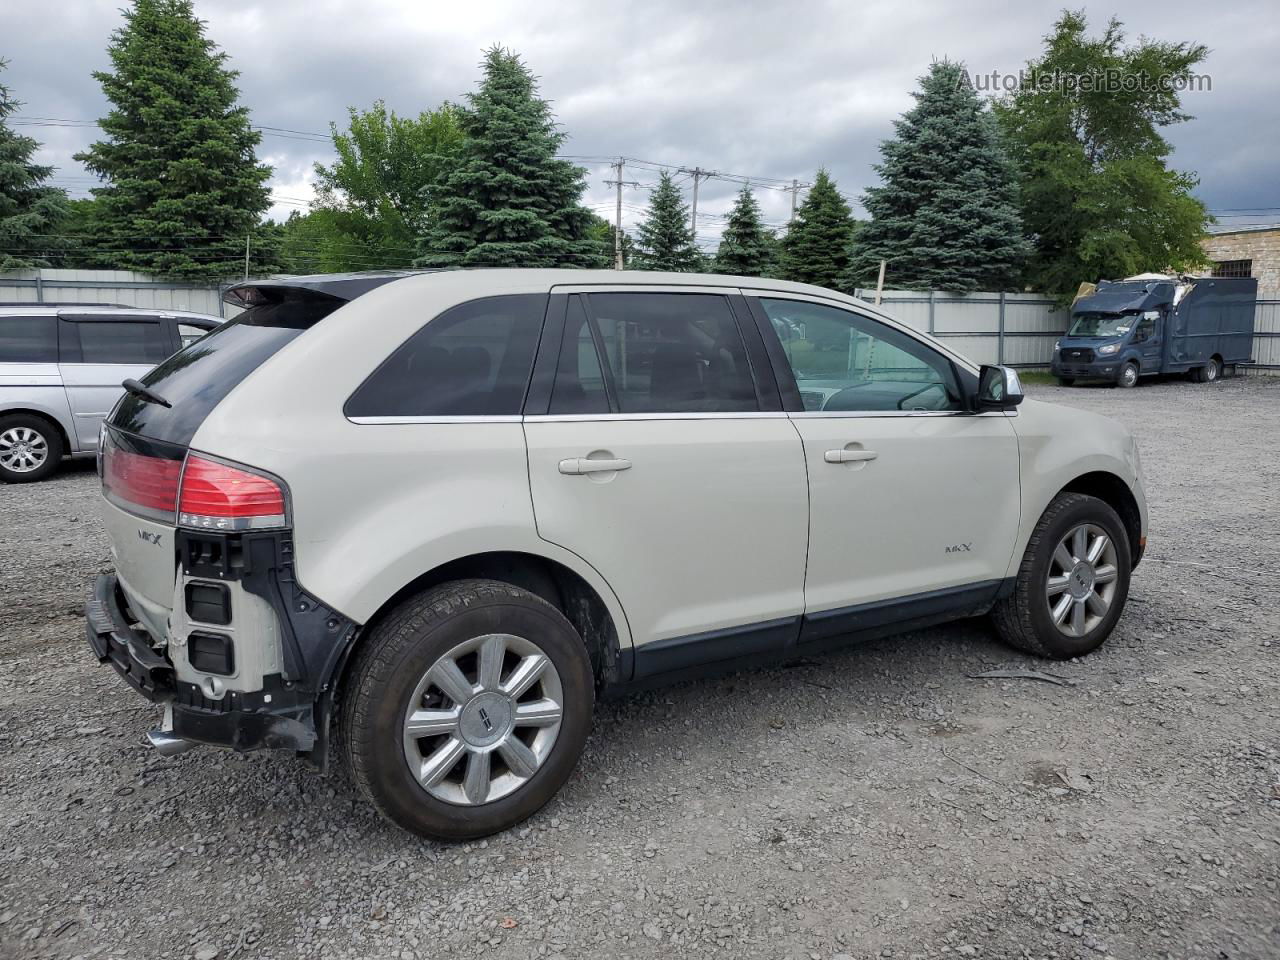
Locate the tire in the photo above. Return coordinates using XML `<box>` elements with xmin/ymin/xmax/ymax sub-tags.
<box><xmin>991</xmin><ymin>492</ymin><xmax>1132</xmax><ymax>660</ymax></box>
<box><xmin>1203</xmin><ymin>357</ymin><xmax>1221</xmax><ymax>383</ymax></box>
<box><xmin>341</xmin><ymin>578</ymin><xmax>595</xmax><ymax>840</ymax></box>
<box><xmin>0</xmin><ymin>413</ymin><xmax>64</xmax><ymax>483</ymax></box>
<box><xmin>1116</xmin><ymin>363</ymin><xmax>1139</xmax><ymax>388</ymax></box>
<box><xmin>1056</xmin><ymin>377</ymin><xmax>1075</xmax><ymax>387</ymax></box>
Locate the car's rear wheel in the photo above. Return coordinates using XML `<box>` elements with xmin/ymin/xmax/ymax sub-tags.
<box><xmin>0</xmin><ymin>414</ymin><xmax>63</xmax><ymax>483</ymax></box>
<box><xmin>991</xmin><ymin>492</ymin><xmax>1131</xmax><ymax>659</ymax></box>
<box><xmin>1195</xmin><ymin>357</ymin><xmax>1221</xmax><ymax>383</ymax></box>
<box><xmin>341</xmin><ymin>579</ymin><xmax>594</xmax><ymax>840</ymax></box>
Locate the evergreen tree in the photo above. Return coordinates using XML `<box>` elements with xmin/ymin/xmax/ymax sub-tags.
<box><xmin>74</xmin><ymin>0</ymin><xmax>275</xmax><ymax>280</ymax></box>
<box><xmin>994</xmin><ymin>11</ymin><xmax>1209</xmax><ymax>296</ymax></box>
<box><xmin>0</xmin><ymin>61</ymin><xmax>70</xmax><ymax>270</ymax></box>
<box><xmin>846</xmin><ymin>60</ymin><xmax>1030</xmax><ymax>293</ymax></box>
<box><xmin>633</xmin><ymin>170</ymin><xmax>702</xmax><ymax>272</ymax></box>
<box><xmin>712</xmin><ymin>185</ymin><xmax>774</xmax><ymax>276</ymax></box>
<box><xmin>416</xmin><ymin>47</ymin><xmax>596</xmax><ymax>268</ymax></box>
<box><xmin>780</xmin><ymin>169</ymin><xmax>854</xmax><ymax>289</ymax></box>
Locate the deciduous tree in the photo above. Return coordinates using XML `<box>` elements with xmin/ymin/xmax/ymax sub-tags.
<box><xmin>993</xmin><ymin>10</ymin><xmax>1209</xmax><ymax>295</ymax></box>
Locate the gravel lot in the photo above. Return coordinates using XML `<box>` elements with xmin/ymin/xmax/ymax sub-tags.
<box><xmin>2</xmin><ymin>376</ymin><xmax>1278</xmax><ymax>960</ymax></box>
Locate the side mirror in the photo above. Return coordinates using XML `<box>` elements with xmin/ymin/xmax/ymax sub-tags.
<box><xmin>976</xmin><ymin>365</ymin><xmax>1025</xmax><ymax>411</ymax></box>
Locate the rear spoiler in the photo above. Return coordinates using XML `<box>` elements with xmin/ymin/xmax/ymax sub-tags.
<box><xmin>223</xmin><ymin>270</ymin><xmax>444</xmax><ymax>307</ymax></box>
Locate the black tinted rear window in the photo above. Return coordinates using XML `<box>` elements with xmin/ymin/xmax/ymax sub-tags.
<box><xmin>110</xmin><ymin>296</ymin><xmax>340</xmax><ymax>446</ymax></box>
<box><xmin>0</xmin><ymin>315</ymin><xmax>57</xmax><ymax>362</ymax></box>
<box><xmin>345</xmin><ymin>294</ymin><xmax>547</xmax><ymax>418</ymax></box>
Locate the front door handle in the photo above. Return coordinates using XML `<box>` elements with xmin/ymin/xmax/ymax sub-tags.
<box><xmin>558</xmin><ymin>457</ymin><xmax>632</xmax><ymax>475</ymax></box>
<box><xmin>824</xmin><ymin>449</ymin><xmax>878</xmax><ymax>464</ymax></box>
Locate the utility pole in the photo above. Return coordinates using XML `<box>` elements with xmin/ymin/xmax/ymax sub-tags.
<box><xmin>604</xmin><ymin>158</ymin><xmax>639</xmax><ymax>270</ymax></box>
<box><xmin>680</xmin><ymin>166</ymin><xmax>717</xmax><ymax>241</ymax></box>
<box><xmin>789</xmin><ymin>179</ymin><xmax>800</xmax><ymax>222</ymax></box>
<box><xmin>243</xmin><ymin>233</ymin><xmax>251</xmax><ymax>281</ymax></box>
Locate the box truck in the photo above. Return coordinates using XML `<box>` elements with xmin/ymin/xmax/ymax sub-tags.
<box><xmin>1051</xmin><ymin>274</ymin><xmax>1257</xmax><ymax>387</ymax></box>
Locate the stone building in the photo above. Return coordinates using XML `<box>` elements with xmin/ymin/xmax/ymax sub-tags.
<box><xmin>1199</xmin><ymin>223</ymin><xmax>1280</xmax><ymax>298</ymax></box>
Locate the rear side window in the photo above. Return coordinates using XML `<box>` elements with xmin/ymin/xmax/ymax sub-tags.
<box><xmin>576</xmin><ymin>293</ymin><xmax>759</xmax><ymax>414</ymax></box>
<box><xmin>110</xmin><ymin>295</ymin><xmax>340</xmax><ymax>446</ymax></box>
<box><xmin>346</xmin><ymin>294</ymin><xmax>546</xmax><ymax>418</ymax></box>
<box><xmin>72</xmin><ymin>320</ymin><xmax>171</xmax><ymax>364</ymax></box>
<box><xmin>0</xmin><ymin>315</ymin><xmax>58</xmax><ymax>362</ymax></box>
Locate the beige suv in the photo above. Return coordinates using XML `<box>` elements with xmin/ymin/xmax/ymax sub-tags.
<box><xmin>86</xmin><ymin>270</ymin><xmax>1147</xmax><ymax>839</ymax></box>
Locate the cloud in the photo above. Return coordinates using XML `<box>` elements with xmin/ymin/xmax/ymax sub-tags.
<box><xmin>3</xmin><ymin>0</ymin><xmax>1277</xmax><ymax>242</ymax></box>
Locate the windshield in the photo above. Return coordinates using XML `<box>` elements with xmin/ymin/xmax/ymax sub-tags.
<box><xmin>1068</xmin><ymin>312</ymin><xmax>1136</xmax><ymax>338</ymax></box>
<box><xmin>109</xmin><ymin>294</ymin><xmax>342</xmax><ymax>446</ymax></box>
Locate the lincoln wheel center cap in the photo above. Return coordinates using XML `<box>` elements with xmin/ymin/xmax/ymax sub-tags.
<box><xmin>1068</xmin><ymin>562</ymin><xmax>1095</xmax><ymax>599</ymax></box>
<box><xmin>458</xmin><ymin>692</ymin><xmax>515</xmax><ymax>749</ymax></box>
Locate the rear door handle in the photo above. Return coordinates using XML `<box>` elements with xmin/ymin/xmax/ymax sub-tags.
<box><xmin>558</xmin><ymin>457</ymin><xmax>632</xmax><ymax>475</ymax></box>
<box><xmin>824</xmin><ymin>449</ymin><xmax>878</xmax><ymax>464</ymax></box>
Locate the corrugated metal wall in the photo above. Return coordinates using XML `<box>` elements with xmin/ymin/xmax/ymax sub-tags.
<box><xmin>1253</xmin><ymin>299</ymin><xmax>1280</xmax><ymax>371</ymax></box>
<box><xmin>0</xmin><ymin>268</ymin><xmax>227</xmax><ymax>317</ymax></box>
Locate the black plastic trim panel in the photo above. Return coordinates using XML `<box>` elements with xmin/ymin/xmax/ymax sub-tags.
<box><xmin>611</xmin><ymin>578</ymin><xmax>1012</xmax><ymax>694</ymax></box>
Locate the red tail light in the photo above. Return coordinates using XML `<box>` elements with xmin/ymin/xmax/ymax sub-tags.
<box><xmin>102</xmin><ymin>434</ymin><xmax>183</xmax><ymax>518</ymax></box>
<box><xmin>178</xmin><ymin>455</ymin><xmax>287</xmax><ymax>530</ymax></box>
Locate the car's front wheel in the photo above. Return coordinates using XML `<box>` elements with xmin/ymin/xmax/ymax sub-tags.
<box><xmin>991</xmin><ymin>493</ymin><xmax>1132</xmax><ymax>659</ymax></box>
<box><xmin>342</xmin><ymin>579</ymin><xmax>595</xmax><ymax>840</ymax></box>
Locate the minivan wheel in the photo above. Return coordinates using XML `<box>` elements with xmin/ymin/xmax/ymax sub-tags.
<box><xmin>990</xmin><ymin>492</ymin><xmax>1131</xmax><ymax>660</ymax></box>
<box><xmin>1202</xmin><ymin>357</ymin><xmax>1221</xmax><ymax>383</ymax></box>
<box><xmin>341</xmin><ymin>579</ymin><xmax>594</xmax><ymax>840</ymax></box>
<box><xmin>0</xmin><ymin>414</ymin><xmax>63</xmax><ymax>483</ymax></box>
<box><xmin>1117</xmin><ymin>363</ymin><xmax>1139</xmax><ymax>388</ymax></box>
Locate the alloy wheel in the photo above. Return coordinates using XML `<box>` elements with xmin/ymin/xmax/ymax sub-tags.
<box><xmin>1120</xmin><ymin>365</ymin><xmax>1138</xmax><ymax>388</ymax></box>
<box><xmin>0</xmin><ymin>427</ymin><xmax>49</xmax><ymax>473</ymax></box>
<box><xmin>1045</xmin><ymin>523</ymin><xmax>1119</xmax><ymax>638</ymax></box>
<box><xmin>402</xmin><ymin>633</ymin><xmax>564</xmax><ymax>806</ymax></box>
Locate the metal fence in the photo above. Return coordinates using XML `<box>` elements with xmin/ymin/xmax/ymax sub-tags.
<box><xmin>0</xmin><ymin>268</ymin><xmax>230</xmax><ymax>317</ymax></box>
<box><xmin>853</xmin><ymin>288</ymin><xmax>1280</xmax><ymax>374</ymax></box>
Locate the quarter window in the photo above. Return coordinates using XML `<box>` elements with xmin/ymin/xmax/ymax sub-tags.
<box><xmin>0</xmin><ymin>316</ymin><xmax>58</xmax><ymax>363</ymax></box>
<box><xmin>548</xmin><ymin>298</ymin><xmax>609</xmax><ymax>414</ymax></box>
<box><xmin>346</xmin><ymin>294</ymin><xmax>546</xmax><ymax>417</ymax></box>
<box><xmin>178</xmin><ymin>323</ymin><xmax>212</xmax><ymax>349</ymax></box>
<box><xmin>760</xmin><ymin>298</ymin><xmax>961</xmax><ymax>412</ymax></box>
<box><xmin>74</xmin><ymin>321</ymin><xmax>170</xmax><ymax>365</ymax></box>
<box><xmin>571</xmin><ymin>293</ymin><xmax>759</xmax><ymax>414</ymax></box>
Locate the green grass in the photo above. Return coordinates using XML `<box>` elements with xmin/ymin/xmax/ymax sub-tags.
<box><xmin>1015</xmin><ymin>370</ymin><xmax>1057</xmax><ymax>386</ymax></box>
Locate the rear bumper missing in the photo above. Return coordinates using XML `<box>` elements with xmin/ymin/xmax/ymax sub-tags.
<box><xmin>86</xmin><ymin>573</ymin><xmax>319</xmax><ymax>756</ymax></box>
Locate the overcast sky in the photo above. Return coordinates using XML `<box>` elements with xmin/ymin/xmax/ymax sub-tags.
<box><xmin>4</xmin><ymin>0</ymin><xmax>1277</xmax><ymax>251</ymax></box>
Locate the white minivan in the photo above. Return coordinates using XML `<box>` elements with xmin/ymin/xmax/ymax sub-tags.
<box><xmin>85</xmin><ymin>270</ymin><xmax>1147</xmax><ymax>839</ymax></box>
<box><xmin>0</xmin><ymin>304</ymin><xmax>220</xmax><ymax>482</ymax></box>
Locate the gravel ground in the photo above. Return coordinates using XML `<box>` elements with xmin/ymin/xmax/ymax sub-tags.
<box><xmin>1</xmin><ymin>376</ymin><xmax>1278</xmax><ymax>960</ymax></box>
